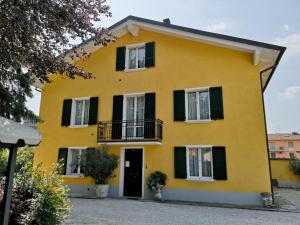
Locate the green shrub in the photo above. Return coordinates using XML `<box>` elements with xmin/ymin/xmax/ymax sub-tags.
<box><xmin>0</xmin><ymin>146</ymin><xmax>34</xmax><ymax>177</ymax></box>
<box><xmin>147</xmin><ymin>171</ymin><xmax>167</xmax><ymax>191</ymax></box>
<box><xmin>83</xmin><ymin>146</ymin><xmax>119</xmax><ymax>184</ymax></box>
<box><xmin>289</xmin><ymin>157</ymin><xmax>300</xmax><ymax>175</ymax></box>
<box><xmin>0</xmin><ymin>163</ymin><xmax>70</xmax><ymax>225</ymax></box>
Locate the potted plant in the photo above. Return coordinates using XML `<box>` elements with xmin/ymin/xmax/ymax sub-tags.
<box><xmin>147</xmin><ymin>171</ymin><xmax>167</xmax><ymax>200</ymax></box>
<box><xmin>83</xmin><ymin>145</ymin><xmax>119</xmax><ymax>198</ymax></box>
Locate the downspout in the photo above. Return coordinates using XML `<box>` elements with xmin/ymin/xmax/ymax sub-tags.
<box><xmin>259</xmin><ymin>48</ymin><xmax>285</xmax><ymax>205</ymax></box>
<box><xmin>259</xmin><ymin>66</ymin><xmax>275</xmax><ymax>204</ymax></box>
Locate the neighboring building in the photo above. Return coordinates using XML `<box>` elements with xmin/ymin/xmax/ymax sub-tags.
<box><xmin>33</xmin><ymin>16</ymin><xmax>285</xmax><ymax>206</ymax></box>
<box><xmin>268</xmin><ymin>133</ymin><xmax>300</xmax><ymax>159</ymax></box>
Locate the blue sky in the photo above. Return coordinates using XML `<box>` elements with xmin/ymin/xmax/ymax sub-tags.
<box><xmin>26</xmin><ymin>0</ymin><xmax>300</xmax><ymax>133</ymax></box>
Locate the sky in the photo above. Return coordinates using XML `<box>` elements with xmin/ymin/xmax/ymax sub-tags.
<box><xmin>26</xmin><ymin>0</ymin><xmax>300</xmax><ymax>133</ymax></box>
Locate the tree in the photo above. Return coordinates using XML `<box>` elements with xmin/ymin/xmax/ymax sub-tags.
<box><xmin>0</xmin><ymin>0</ymin><xmax>115</xmax><ymax>121</ymax></box>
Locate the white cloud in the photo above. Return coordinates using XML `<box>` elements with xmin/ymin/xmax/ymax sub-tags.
<box><xmin>206</xmin><ymin>22</ymin><xmax>228</xmax><ymax>33</ymax></box>
<box><xmin>279</xmin><ymin>86</ymin><xmax>300</xmax><ymax>99</ymax></box>
<box><xmin>283</xmin><ymin>24</ymin><xmax>292</xmax><ymax>31</ymax></box>
<box><xmin>272</xmin><ymin>34</ymin><xmax>300</xmax><ymax>60</ymax></box>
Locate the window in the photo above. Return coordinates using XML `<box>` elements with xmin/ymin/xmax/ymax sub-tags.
<box><xmin>269</xmin><ymin>152</ymin><xmax>276</xmax><ymax>158</ymax></box>
<box><xmin>288</xmin><ymin>141</ymin><xmax>294</xmax><ymax>149</ymax></box>
<box><xmin>269</xmin><ymin>143</ymin><xmax>275</xmax><ymax>151</ymax></box>
<box><xmin>279</xmin><ymin>146</ymin><xmax>284</xmax><ymax>150</ymax></box>
<box><xmin>127</xmin><ymin>45</ymin><xmax>145</xmax><ymax>70</ymax></box>
<box><xmin>71</xmin><ymin>98</ymin><xmax>90</xmax><ymax>126</ymax></box>
<box><xmin>66</xmin><ymin>148</ymin><xmax>86</xmax><ymax>176</ymax></box>
<box><xmin>186</xmin><ymin>146</ymin><xmax>213</xmax><ymax>180</ymax></box>
<box><xmin>123</xmin><ymin>95</ymin><xmax>145</xmax><ymax>138</ymax></box>
<box><xmin>186</xmin><ymin>88</ymin><xmax>210</xmax><ymax>121</ymax></box>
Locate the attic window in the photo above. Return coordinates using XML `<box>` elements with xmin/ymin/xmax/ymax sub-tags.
<box><xmin>126</xmin><ymin>44</ymin><xmax>145</xmax><ymax>70</ymax></box>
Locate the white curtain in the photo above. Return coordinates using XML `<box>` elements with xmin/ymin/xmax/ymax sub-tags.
<box><xmin>75</xmin><ymin>100</ymin><xmax>83</xmax><ymax>125</ymax></box>
<box><xmin>199</xmin><ymin>90</ymin><xmax>209</xmax><ymax>120</ymax></box>
<box><xmin>201</xmin><ymin>148</ymin><xmax>212</xmax><ymax>177</ymax></box>
<box><xmin>136</xmin><ymin>96</ymin><xmax>145</xmax><ymax>137</ymax></box>
<box><xmin>188</xmin><ymin>92</ymin><xmax>197</xmax><ymax>120</ymax></box>
<box><xmin>138</xmin><ymin>47</ymin><xmax>145</xmax><ymax>68</ymax></box>
<box><xmin>129</xmin><ymin>48</ymin><xmax>136</xmax><ymax>69</ymax></box>
<box><xmin>189</xmin><ymin>148</ymin><xmax>199</xmax><ymax>176</ymax></box>
<box><xmin>83</xmin><ymin>100</ymin><xmax>90</xmax><ymax>125</ymax></box>
<box><xmin>126</xmin><ymin>97</ymin><xmax>135</xmax><ymax>137</ymax></box>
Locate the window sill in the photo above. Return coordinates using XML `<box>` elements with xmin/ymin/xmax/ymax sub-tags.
<box><xmin>186</xmin><ymin>177</ymin><xmax>215</xmax><ymax>182</ymax></box>
<box><xmin>68</xmin><ymin>125</ymin><xmax>89</xmax><ymax>128</ymax></box>
<box><xmin>185</xmin><ymin>120</ymin><xmax>211</xmax><ymax>124</ymax></box>
<box><xmin>124</xmin><ymin>68</ymin><xmax>145</xmax><ymax>72</ymax></box>
<box><xmin>64</xmin><ymin>174</ymin><xmax>85</xmax><ymax>178</ymax></box>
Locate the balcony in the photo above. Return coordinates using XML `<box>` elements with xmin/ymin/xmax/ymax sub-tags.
<box><xmin>97</xmin><ymin>119</ymin><xmax>163</xmax><ymax>145</ymax></box>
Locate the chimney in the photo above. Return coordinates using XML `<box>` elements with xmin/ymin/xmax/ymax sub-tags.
<box><xmin>163</xmin><ymin>18</ymin><xmax>171</xmax><ymax>24</ymax></box>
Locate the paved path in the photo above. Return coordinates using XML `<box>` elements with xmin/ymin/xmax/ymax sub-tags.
<box><xmin>67</xmin><ymin>198</ymin><xmax>299</xmax><ymax>225</ymax></box>
<box><xmin>274</xmin><ymin>188</ymin><xmax>300</xmax><ymax>211</ymax></box>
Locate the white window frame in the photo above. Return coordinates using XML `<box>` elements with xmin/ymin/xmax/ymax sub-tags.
<box><xmin>288</xmin><ymin>141</ymin><xmax>294</xmax><ymax>149</ymax></box>
<box><xmin>65</xmin><ymin>147</ymin><xmax>87</xmax><ymax>178</ymax></box>
<box><xmin>125</xmin><ymin>43</ymin><xmax>146</xmax><ymax>71</ymax></box>
<box><xmin>122</xmin><ymin>93</ymin><xmax>145</xmax><ymax>139</ymax></box>
<box><xmin>186</xmin><ymin>145</ymin><xmax>214</xmax><ymax>182</ymax></box>
<box><xmin>70</xmin><ymin>97</ymin><xmax>90</xmax><ymax>128</ymax></box>
<box><xmin>269</xmin><ymin>142</ymin><xmax>275</xmax><ymax>151</ymax></box>
<box><xmin>185</xmin><ymin>87</ymin><xmax>211</xmax><ymax>123</ymax></box>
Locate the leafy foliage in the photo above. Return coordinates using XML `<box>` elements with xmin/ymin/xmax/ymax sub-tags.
<box><xmin>147</xmin><ymin>171</ymin><xmax>167</xmax><ymax>191</ymax></box>
<box><xmin>289</xmin><ymin>157</ymin><xmax>300</xmax><ymax>176</ymax></box>
<box><xmin>83</xmin><ymin>146</ymin><xmax>119</xmax><ymax>184</ymax></box>
<box><xmin>0</xmin><ymin>0</ymin><xmax>115</xmax><ymax>121</ymax></box>
<box><xmin>0</xmin><ymin>163</ymin><xmax>70</xmax><ymax>225</ymax></box>
<box><xmin>0</xmin><ymin>146</ymin><xmax>34</xmax><ymax>177</ymax></box>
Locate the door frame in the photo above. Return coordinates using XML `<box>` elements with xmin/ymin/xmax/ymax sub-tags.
<box><xmin>119</xmin><ymin>147</ymin><xmax>144</xmax><ymax>198</ymax></box>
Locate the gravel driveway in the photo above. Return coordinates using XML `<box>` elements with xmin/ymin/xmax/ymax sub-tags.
<box><xmin>66</xmin><ymin>198</ymin><xmax>300</xmax><ymax>225</ymax></box>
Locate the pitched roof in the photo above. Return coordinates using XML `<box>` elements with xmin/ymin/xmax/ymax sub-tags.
<box><xmin>268</xmin><ymin>133</ymin><xmax>300</xmax><ymax>141</ymax></box>
<box><xmin>47</xmin><ymin>16</ymin><xmax>286</xmax><ymax>91</ymax></box>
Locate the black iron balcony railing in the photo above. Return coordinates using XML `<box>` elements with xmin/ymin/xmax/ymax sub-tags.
<box><xmin>97</xmin><ymin>119</ymin><xmax>163</xmax><ymax>143</ymax></box>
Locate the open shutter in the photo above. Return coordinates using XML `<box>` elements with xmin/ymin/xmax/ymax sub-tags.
<box><xmin>210</xmin><ymin>87</ymin><xmax>224</xmax><ymax>120</ymax></box>
<box><xmin>174</xmin><ymin>147</ymin><xmax>187</xmax><ymax>178</ymax></box>
<box><xmin>88</xmin><ymin>97</ymin><xmax>98</xmax><ymax>125</ymax></box>
<box><xmin>61</xmin><ymin>99</ymin><xmax>72</xmax><ymax>126</ymax></box>
<box><xmin>144</xmin><ymin>93</ymin><xmax>156</xmax><ymax>138</ymax></box>
<box><xmin>145</xmin><ymin>42</ymin><xmax>155</xmax><ymax>67</ymax></box>
<box><xmin>116</xmin><ymin>46</ymin><xmax>126</xmax><ymax>71</ymax></box>
<box><xmin>173</xmin><ymin>90</ymin><xmax>185</xmax><ymax>121</ymax></box>
<box><xmin>212</xmin><ymin>146</ymin><xmax>227</xmax><ymax>180</ymax></box>
<box><xmin>58</xmin><ymin>148</ymin><xmax>68</xmax><ymax>175</ymax></box>
<box><xmin>112</xmin><ymin>95</ymin><xmax>123</xmax><ymax>139</ymax></box>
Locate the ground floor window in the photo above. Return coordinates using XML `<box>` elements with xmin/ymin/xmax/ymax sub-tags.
<box><xmin>66</xmin><ymin>148</ymin><xmax>86</xmax><ymax>176</ymax></box>
<box><xmin>186</xmin><ymin>146</ymin><xmax>213</xmax><ymax>180</ymax></box>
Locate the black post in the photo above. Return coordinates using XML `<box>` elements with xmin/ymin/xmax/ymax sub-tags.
<box><xmin>1</xmin><ymin>144</ymin><xmax>18</xmax><ymax>225</ymax></box>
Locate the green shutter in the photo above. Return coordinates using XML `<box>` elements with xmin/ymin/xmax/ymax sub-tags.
<box><xmin>112</xmin><ymin>95</ymin><xmax>123</xmax><ymax>139</ymax></box>
<box><xmin>212</xmin><ymin>146</ymin><xmax>227</xmax><ymax>180</ymax></box>
<box><xmin>58</xmin><ymin>148</ymin><xmax>68</xmax><ymax>175</ymax></box>
<box><xmin>61</xmin><ymin>99</ymin><xmax>72</xmax><ymax>126</ymax></box>
<box><xmin>116</xmin><ymin>46</ymin><xmax>126</xmax><ymax>71</ymax></box>
<box><xmin>173</xmin><ymin>90</ymin><xmax>185</xmax><ymax>121</ymax></box>
<box><xmin>88</xmin><ymin>97</ymin><xmax>98</xmax><ymax>125</ymax></box>
<box><xmin>174</xmin><ymin>147</ymin><xmax>187</xmax><ymax>178</ymax></box>
<box><xmin>144</xmin><ymin>93</ymin><xmax>156</xmax><ymax>138</ymax></box>
<box><xmin>210</xmin><ymin>87</ymin><xmax>224</xmax><ymax>120</ymax></box>
<box><xmin>145</xmin><ymin>42</ymin><xmax>155</xmax><ymax>67</ymax></box>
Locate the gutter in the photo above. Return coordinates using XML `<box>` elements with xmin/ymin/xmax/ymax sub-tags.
<box><xmin>259</xmin><ymin>47</ymin><xmax>286</xmax><ymax>204</ymax></box>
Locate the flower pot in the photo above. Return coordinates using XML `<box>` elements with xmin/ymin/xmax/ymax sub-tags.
<box><xmin>154</xmin><ymin>186</ymin><xmax>163</xmax><ymax>201</ymax></box>
<box><xmin>95</xmin><ymin>184</ymin><xmax>110</xmax><ymax>198</ymax></box>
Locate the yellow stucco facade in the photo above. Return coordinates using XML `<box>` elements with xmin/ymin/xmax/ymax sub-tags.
<box><xmin>34</xmin><ymin>27</ymin><xmax>272</xmax><ymax>204</ymax></box>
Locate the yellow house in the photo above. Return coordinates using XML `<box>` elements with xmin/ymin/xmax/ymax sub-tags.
<box><xmin>34</xmin><ymin>16</ymin><xmax>285</xmax><ymax>206</ymax></box>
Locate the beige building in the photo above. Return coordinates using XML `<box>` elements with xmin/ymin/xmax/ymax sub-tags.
<box><xmin>268</xmin><ymin>133</ymin><xmax>300</xmax><ymax>159</ymax></box>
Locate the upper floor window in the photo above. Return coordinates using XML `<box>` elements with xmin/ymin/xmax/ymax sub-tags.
<box><xmin>288</xmin><ymin>141</ymin><xmax>294</xmax><ymax>149</ymax></box>
<box><xmin>72</xmin><ymin>98</ymin><xmax>90</xmax><ymax>126</ymax></box>
<box><xmin>186</xmin><ymin>146</ymin><xmax>213</xmax><ymax>180</ymax></box>
<box><xmin>127</xmin><ymin>45</ymin><xmax>145</xmax><ymax>70</ymax></box>
<box><xmin>185</xmin><ymin>88</ymin><xmax>210</xmax><ymax>121</ymax></box>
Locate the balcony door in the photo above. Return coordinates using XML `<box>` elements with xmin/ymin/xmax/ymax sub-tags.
<box><xmin>124</xmin><ymin>95</ymin><xmax>145</xmax><ymax>139</ymax></box>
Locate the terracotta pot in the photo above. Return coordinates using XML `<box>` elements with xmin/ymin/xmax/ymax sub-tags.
<box><xmin>95</xmin><ymin>184</ymin><xmax>109</xmax><ymax>198</ymax></box>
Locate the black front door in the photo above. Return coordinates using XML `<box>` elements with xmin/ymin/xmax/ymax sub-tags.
<box><xmin>123</xmin><ymin>149</ymin><xmax>143</xmax><ymax>197</ymax></box>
